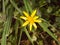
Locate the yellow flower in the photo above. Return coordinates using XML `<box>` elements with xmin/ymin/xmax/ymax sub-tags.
<box><xmin>20</xmin><ymin>10</ymin><xmax>42</xmax><ymax>31</ymax></box>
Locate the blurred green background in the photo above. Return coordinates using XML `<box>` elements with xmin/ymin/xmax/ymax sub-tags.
<box><xmin>0</xmin><ymin>0</ymin><xmax>60</xmax><ymax>45</ymax></box>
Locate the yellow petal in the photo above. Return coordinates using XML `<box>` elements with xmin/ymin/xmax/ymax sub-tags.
<box><xmin>34</xmin><ymin>20</ymin><xmax>42</xmax><ymax>23</ymax></box>
<box><xmin>22</xmin><ymin>21</ymin><xmax>29</xmax><ymax>26</ymax></box>
<box><xmin>33</xmin><ymin>16</ymin><xmax>39</xmax><ymax>19</ymax></box>
<box><xmin>23</xmin><ymin>11</ymin><xmax>29</xmax><ymax>17</ymax></box>
<box><xmin>31</xmin><ymin>10</ymin><xmax>36</xmax><ymax>17</ymax></box>
<box><xmin>33</xmin><ymin>23</ymin><xmax>37</xmax><ymax>29</ymax></box>
<box><xmin>20</xmin><ymin>16</ymin><xmax>27</xmax><ymax>20</ymax></box>
<box><xmin>30</xmin><ymin>23</ymin><xmax>33</xmax><ymax>31</ymax></box>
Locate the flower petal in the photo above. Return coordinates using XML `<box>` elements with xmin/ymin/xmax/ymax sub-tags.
<box><xmin>31</xmin><ymin>10</ymin><xmax>36</xmax><ymax>17</ymax></box>
<box><xmin>33</xmin><ymin>16</ymin><xmax>39</xmax><ymax>19</ymax></box>
<box><xmin>34</xmin><ymin>20</ymin><xmax>42</xmax><ymax>23</ymax></box>
<box><xmin>20</xmin><ymin>16</ymin><xmax>27</xmax><ymax>20</ymax></box>
<box><xmin>33</xmin><ymin>23</ymin><xmax>37</xmax><ymax>29</ymax></box>
<box><xmin>22</xmin><ymin>21</ymin><xmax>29</xmax><ymax>27</ymax></box>
<box><xmin>23</xmin><ymin>11</ymin><xmax>29</xmax><ymax>17</ymax></box>
<box><xmin>30</xmin><ymin>23</ymin><xmax>33</xmax><ymax>31</ymax></box>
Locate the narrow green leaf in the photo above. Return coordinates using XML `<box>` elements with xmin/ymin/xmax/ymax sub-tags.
<box><xmin>38</xmin><ymin>21</ymin><xmax>59</xmax><ymax>44</ymax></box>
<box><xmin>23</xmin><ymin>0</ymin><xmax>29</xmax><ymax>13</ymax></box>
<box><xmin>26</xmin><ymin>0</ymin><xmax>32</xmax><ymax>13</ymax></box>
<box><xmin>10</xmin><ymin>0</ymin><xmax>22</xmax><ymax>15</ymax></box>
<box><xmin>14</xmin><ymin>20</ymin><xmax>19</xmax><ymax>45</ymax></box>
<box><xmin>1</xmin><ymin>5</ymin><xmax>14</xmax><ymax>45</ymax></box>
<box><xmin>23</xmin><ymin>0</ymin><xmax>32</xmax><ymax>13</ymax></box>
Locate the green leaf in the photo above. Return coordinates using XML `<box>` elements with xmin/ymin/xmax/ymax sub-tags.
<box><xmin>23</xmin><ymin>0</ymin><xmax>29</xmax><ymax>13</ymax></box>
<box><xmin>10</xmin><ymin>0</ymin><xmax>22</xmax><ymax>15</ymax></box>
<box><xmin>38</xmin><ymin>21</ymin><xmax>58</xmax><ymax>43</ymax></box>
<box><xmin>1</xmin><ymin>5</ymin><xmax>13</xmax><ymax>45</ymax></box>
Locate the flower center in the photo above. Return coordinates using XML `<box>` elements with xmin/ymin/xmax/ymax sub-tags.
<box><xmin>28</xmin><ymin>16</ymin><xmax>34</xmax><ymax>23</ymax></box>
